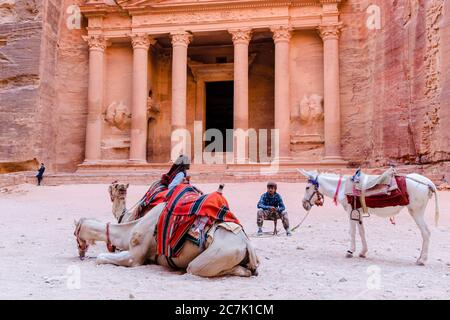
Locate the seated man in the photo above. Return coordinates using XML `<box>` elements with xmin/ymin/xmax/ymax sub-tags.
<box><xmin>257</xmin><ymin>181</ymin><xmax>291</xmax><ymax>236</ymax></box>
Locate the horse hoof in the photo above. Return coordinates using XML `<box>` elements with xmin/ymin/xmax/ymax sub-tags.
<box><xmin>359</xmin><ymin>253</ymin><xmax>367</xmax><ymax>258</ymax></box>
<box><xmin>416</xmin><ymin>260</ymin><xmax>426</xmax><ymax>266</ymax></box>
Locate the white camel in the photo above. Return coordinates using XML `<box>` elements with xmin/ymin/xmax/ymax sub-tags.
<box><xmin>74</xmin><ymin>196</ymin><xmax>259</xmax><ymax>277</ymax></box>
<box><xmin>298</xmin><ymin>169</ymin><xmax>440</xmax><ymax>265</ymax></box>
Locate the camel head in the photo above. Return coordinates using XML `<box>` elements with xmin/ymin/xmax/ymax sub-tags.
<box><xmin>108</xmin><ymin>182</ymin><xmax>129</xmax><ymax>221</ymax></box>
<box><xmin>297</xmin><ymin>169</ymin><xmax>323</xmax><ymax>211</ymax></box>
<box><xmin>108</xmin><ymin>181</ymin><xmax>129</xmax><ymax>202</ymax></box>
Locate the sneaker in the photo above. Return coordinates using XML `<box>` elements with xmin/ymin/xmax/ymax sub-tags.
<box><xmin>257</xmin><ymin>228</ymin><xmax>263</xmax><ymax>236</ymax></box>
<box><xmin>286</xmin><ymin>230</ymin><xmax>292</xmax><ymax>237</ymax></box>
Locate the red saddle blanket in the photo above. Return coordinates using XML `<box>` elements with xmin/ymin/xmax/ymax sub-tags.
<box><xmin>157</xmin><ymin>184</ymin><xmax>240</xmax><ymax>257</ymax></box>
<box><xmin>136</xmin><ymin>180</ymin><xmax>169</xmax><ymax>219</ymax></box>
<box><xmin>346</xmin><ymin>176</ymin><xmax>410</xmax><ymax>210</ymax></box>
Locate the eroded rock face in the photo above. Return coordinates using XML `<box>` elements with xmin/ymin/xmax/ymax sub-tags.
<box><xmin>0</xmin><ymin>0</ymin><xmax>449</xmax><ymax>180</ymax></box>
<box><xmin>340</xmin><ymin>0</ymin><xmax>450</xmax><ymax>171</ymax></box>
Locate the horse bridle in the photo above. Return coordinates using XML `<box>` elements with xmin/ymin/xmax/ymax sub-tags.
<box><xmin>305</xmin><ymin>175</ymin><xmax>324</xmax><ymax>207</ymax></box>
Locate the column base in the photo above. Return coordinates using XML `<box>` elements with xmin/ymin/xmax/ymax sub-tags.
<box><xmin>321</xmin><ymin>155</ymin><xmax>346</xmax><ymax>163</ymax></box>
<box><xmin>271</xmin><ymin>156</ymin><xmax>293</xmax><ymax>164</ymax></box>
<box><xmin>82</xmin><ymin>159</ymin><xmax>102</xmax><ymax>165</ymax></box>
<box><xmin>128</xmin><ymin>159</ymin><xmax>148</xmax><ymax>164</ymax></box>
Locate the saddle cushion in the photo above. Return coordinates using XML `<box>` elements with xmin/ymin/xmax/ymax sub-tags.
<box><xmin>346</xmin><ymin>176</ymin><xmax>409</xmax><ymax>210</ymax></box>
<box><xmin>352</xmin><ymin>167</ymin><xmax>396</xmax><ymax>191</ymax></box>
<box><xmin>156</xmin><ymin>184</ymin><xmax>241</xmax><ymax>257</ymax></box>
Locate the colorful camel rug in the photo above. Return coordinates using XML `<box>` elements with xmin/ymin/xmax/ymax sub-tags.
<box><xmin>136</xmin><ymin>180</ymin><xmax>169</xmax><ymax>219</ymax></box>
<box><xmin>157</xmin><ymin>184</ymin><xmax>240</xmax><ymax>257</ymax></box>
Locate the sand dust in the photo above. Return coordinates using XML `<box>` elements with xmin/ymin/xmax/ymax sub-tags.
<box><xmin>0</xmin><ymin>182</ymin><xmax>449</xmax><ymax>299</ymax></box>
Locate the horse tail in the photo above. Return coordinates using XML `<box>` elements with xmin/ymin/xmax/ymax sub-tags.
<box><xmin>245</xmin><ymin>235</ymin><xmax>259</xmax><ymax>276</ymax></box>
<box><xmin>407</xmin><ymin>174</ymin><xmax>440</xmax><ymax>227</ymax></box>
<box><xmin>430</xmin><ymin>183</ymin><xmax>440</xmax><ymax>227</ymax></box>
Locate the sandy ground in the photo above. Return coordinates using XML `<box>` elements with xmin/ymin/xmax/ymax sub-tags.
<box><xmin>0</xmin><ymin>182</ymin><xmax>449</xmax><ymax>300</ymax></box>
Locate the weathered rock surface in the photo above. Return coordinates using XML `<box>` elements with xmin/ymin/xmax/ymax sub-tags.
<box><xmin>0</xmin><ymin>0</ymin><xmax>449</xmax><ymax>180</ymax></box>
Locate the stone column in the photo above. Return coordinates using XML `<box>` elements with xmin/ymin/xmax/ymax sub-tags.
<box><xmin>318</xmin><ymin>23</ymin><xmax>343</xmax><ymax>161</ymax></box>
<box><xmin>271</xmin><ymin>26</ymin><xmax>292</xmax><ymax>159</ymax></box>
<box><xmin>170</xmin><ymin>31</ymin><xmax>192</xmax><ymax>156</ymax></box>
<box><xmin>129</xmin><ymin>33</ymin><xmax>153</xmax><ymax>162</ymax></box>
<box><xmin>83</xmin><ymin>34</ymin><xmax>107</xmax><ymax>162</ymax></box>
<box><xmin>229</xmin><ymin>28</ymin><xmax>252</xmax><ymax>162</ymax></box>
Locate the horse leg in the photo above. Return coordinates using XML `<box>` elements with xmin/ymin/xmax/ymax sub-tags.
<box><xmin>408</xmin><ymin>206</ymin><xmax>430</xmax><ymax>265</ymax></box>
<box><xmin>357</xmin><ymin>220</ymin><xmax>368</xmax><ymax>258</ymax></box>
<box><xmin>346</xmin><ymin>217</ymin><xmax>357</xmax><ymax>258</ymax></box>
<box><xmin>186</xmin><ymin>228</ymin><xmax>249</xmax><ymax>277</ymax></box>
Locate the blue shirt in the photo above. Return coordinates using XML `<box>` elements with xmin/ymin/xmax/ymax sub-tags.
<box><xmin>168</xmin><ymin>172</ymin><xmax>185</xmax><ymax>190</ymax></box>
<box><xmin>257</xmin><ymin>192</ymin><xmax>286</xmax><ymax>213</ymax></box>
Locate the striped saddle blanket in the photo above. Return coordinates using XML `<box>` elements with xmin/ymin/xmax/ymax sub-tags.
<box><xmin>136</xmin><ymin>180</ymin><xmax>169</xmax><ymax>219</ymax></box>
<box><xmin>156</xmin><ymin>184</ymin><xmax>240</xmax><ymax>258</ymax></box>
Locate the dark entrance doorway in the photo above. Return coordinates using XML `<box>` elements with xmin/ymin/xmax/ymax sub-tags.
<box><xmin>205</xmin><ymin>81</ymin><xmax>234</xmax><ymax>152</ymax></box>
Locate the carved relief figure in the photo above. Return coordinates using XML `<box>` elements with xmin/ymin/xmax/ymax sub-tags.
<box><xmin>105</xmin><ymin>101</ymin><xmax>131</xmax><ymax>131</ymax></box>
<box><xmin>299</xmin><ymin>94</ymin><xmax>324</xmax><ymax>126</ymax></box>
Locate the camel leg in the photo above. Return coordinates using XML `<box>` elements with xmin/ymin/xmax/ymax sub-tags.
<box><xmin>214</xmin><ymin>265</ymin><xmax>252</xmax><ymax>277</ymax></box>
<box><xmin>357</xmin><ymin>220</ymin><xmax>368</xmax><ymax>258</ymax></box>
<box><xmin>408</xmin><ymin>206</ymin><xmax>430</xmax><ymax>265</ymax></box>
<box><xmin>96</xmin><ymin>250</ymin><xmax>143</xmax><ymax>267</ymax></box>
<box><xmin>186</xmin><ymin>228</ymin><xmax>249</xmax><ymax>277</ymax></box>
<box><xmin>346</xmin><ymin>217</ymin><xmax>357</xmax><ymax>258</ymax></box>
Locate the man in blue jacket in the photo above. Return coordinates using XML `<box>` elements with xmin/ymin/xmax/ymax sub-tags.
<box><xmin>257</xmin><ymin>181</ymin><xmax>291</xmax><ymax>236</ymax></box>
<box><xmin>36</xmin><ymin>163</ymin><xmax>45</xmax><ymax>186</ymax></box>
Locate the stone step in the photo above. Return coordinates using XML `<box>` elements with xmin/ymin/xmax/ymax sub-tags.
<box><xmin>0</xmin><ymin>165</ymin><xmax>446</xmax><ymax>188</ymax></box>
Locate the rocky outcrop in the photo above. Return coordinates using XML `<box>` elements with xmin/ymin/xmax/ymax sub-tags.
<box><xmin>1</xmin><ymin>0</ymin><xmax>448</xmax><ymax>182</ymax></box>
<box><xmin>340</xmin><ymin>0</ymin><xmax>449</xmax><ymax>182</ymax></box>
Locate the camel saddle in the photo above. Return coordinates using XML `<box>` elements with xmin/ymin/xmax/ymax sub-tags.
<box><xmin>345</xmin><ymin>167</ymin><xmax>398</xmax><ymax>213</ymax></box>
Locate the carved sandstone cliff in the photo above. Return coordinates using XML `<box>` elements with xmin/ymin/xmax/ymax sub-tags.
<box><xmin>340</xmin><ymin>0</ymin><xmax>449</xmax><ymax>176</ymax></box>
<box><xmin>0</xmin><ymin>0</ymin><xmax>449</xmax><ymax>180</ymax></box>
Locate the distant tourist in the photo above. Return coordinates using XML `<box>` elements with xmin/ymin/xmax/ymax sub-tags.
<box><xmin>257</xmin><ymin>181</ymin><xmax>291</xmax><ymax>236</ymax></box>
<box><xmin>36</xmin><ymin>163</ymin><xmax>45</xmax><ymax>186</ymax></box>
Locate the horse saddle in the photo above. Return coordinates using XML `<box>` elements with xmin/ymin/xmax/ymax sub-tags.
<box><xmin>345</xmin><ymin>167</ymin><xmax>398</xmax><ymax>213</ymax></box>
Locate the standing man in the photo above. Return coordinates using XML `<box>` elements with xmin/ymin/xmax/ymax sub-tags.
<box><xmin>36</xmin><ymin>163</ymin><xmax>45</xmax><ymax>186</ymax></box>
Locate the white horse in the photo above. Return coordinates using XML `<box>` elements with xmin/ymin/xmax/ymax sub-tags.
<box><xmin>298</xmin><ymin>169</ymin><xmax>440</xmax><ymax>265</ymax></box>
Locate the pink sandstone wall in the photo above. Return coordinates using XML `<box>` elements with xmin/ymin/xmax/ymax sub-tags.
<box><xmin>1</xmin><ymin>1</ymin><xmax>449</xmax><ymax>179</ymax></box>
<box><xmin>0</xmin><ymin>0</ymin><xmax>45</xmax><ymax>162</ymax></box>
<box><xmin>339</xmin><ymin>0</ymin><xmax>450</xmax><ymax>175</ymax></box>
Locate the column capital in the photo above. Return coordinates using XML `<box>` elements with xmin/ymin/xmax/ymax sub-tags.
<box><xmin>170</xmin><ymin>31</ymin><xmax>192</xmax><ymax>48</ymax></box>
<box><xmin>317</xmin><ymin>23</ymin><xmax>343</xmax><ymax>41</ymax></box>
<box><xmin>270</xmin><ymin>26</ymin><xmax>292</xmax><ymax>43</ymax></box>
<box><xmin>229</xmin><ymin>28</ymin><xmax>252</xmax><ymax>45</ymax></box>
<box><xmin>83</xmin><ymin>34</ymin><xmax>108</xmax><ymax>52</ymax></box>
<box><xmin>131</xmin><ymin>33</ymin><xmax>155</xmax><ymax>50</ymax></box>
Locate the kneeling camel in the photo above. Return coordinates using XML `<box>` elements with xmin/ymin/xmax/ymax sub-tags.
<box><xmin>74</xmin><ymin>201</ymin><xmax>259</xmax><ymax>277</ymax></box>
